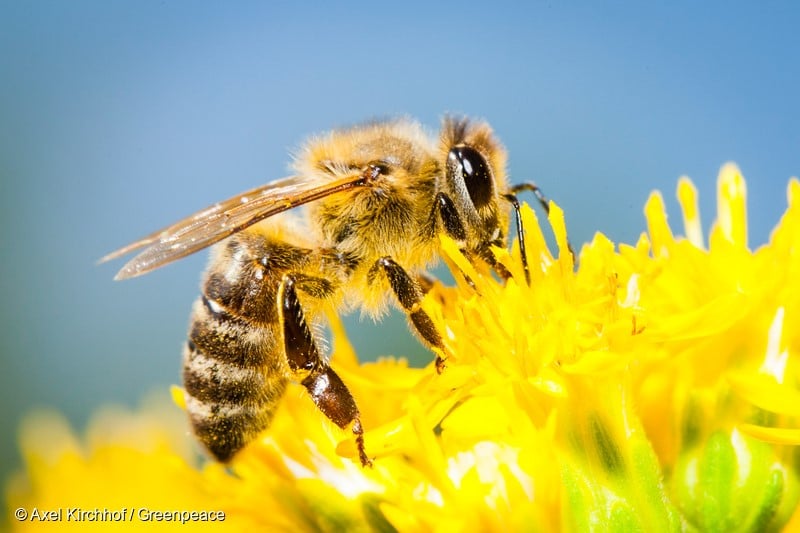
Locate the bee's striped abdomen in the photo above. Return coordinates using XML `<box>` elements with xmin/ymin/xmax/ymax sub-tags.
<box><xmin>182</xmin><ymin>234</ymin><xmax>311</xmax><ymax>462</ymax></box>
<box><xmin>182</xmin><ymin>299</ymin><xmax>287</xmax><ymax>462</ymax></box>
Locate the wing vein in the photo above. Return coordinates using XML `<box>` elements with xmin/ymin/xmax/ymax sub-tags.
<box><xmin>100</xmin><ymin>172</ymin><xmax>370</xmax><ymax>279</ymax></box>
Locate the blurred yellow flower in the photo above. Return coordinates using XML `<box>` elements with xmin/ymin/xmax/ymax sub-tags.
<box><xmin>6</xmin><ymin>164</ymin><xmax>800</xmax><ymax>531</ymax></box>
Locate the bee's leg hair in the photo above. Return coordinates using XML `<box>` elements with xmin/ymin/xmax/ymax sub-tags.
<box><xmin>374</xmin><ymin>256</ymin><xmax>448</xmax><ymax>374</ymax></box>
<box><xmin>279</xmin><ymin>274</ymin><xmax>371</xmax><ymax>467</ymax></box>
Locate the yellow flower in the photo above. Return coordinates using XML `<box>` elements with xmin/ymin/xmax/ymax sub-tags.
<box><xmin>6</xmin><ymin>164</ymin><xmax>800</xmax><ymax>531</ymax></box>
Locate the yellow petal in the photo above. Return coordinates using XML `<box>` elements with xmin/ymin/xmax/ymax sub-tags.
<box><xmin>728</xmin><ymin>373</ymin><xmax>800</xmax><ymax>416</ymax></box>
<box><xmin>677</xmin><ymin>176</ymin><xmax>704</xmax><ymax>249</ymax></box>
<box><xmin>715</xmin><ymin>162</ymin><xmax>748</xmax><ymax>249</ymax></box>
<box><xmin>737</xmin><ymin>424</ymin><xmax>800</xmax><ymax>445</ymax></box>
<box><xmin>644</xmin><ymin>191</ymin><xmax>674</xmax><ymax>254</ymax></box>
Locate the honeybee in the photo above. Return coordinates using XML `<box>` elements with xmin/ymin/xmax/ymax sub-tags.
<box><xmin>102</xmin><ymin>117</ymin><xmax>553</xmax><ymax>467</ymax></box>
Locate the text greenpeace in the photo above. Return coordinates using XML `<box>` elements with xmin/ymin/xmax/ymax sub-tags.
<box><xmin>16</xmin><ymin>507</ymin><xmax>226</xmax><ymax>524</ymax></box>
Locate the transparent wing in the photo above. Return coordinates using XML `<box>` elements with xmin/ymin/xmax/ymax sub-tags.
<box><xmin>100</xmin><ymin>173</ymin><xmax>369</xmax><ymax>280</ymax></box>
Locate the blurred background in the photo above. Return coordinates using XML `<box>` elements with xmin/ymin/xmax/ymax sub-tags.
<box><xmin>1</xmin><ymin>1</ymin><xmax>798</xmax><ymax>487</ymax></box>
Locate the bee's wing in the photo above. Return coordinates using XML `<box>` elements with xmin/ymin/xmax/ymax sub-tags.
<box><xmin>101</xmin><ymin>173</ymin><xmax>368</xmax><ymax>280</ymax></box>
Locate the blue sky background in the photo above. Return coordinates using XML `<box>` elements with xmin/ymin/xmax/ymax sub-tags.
<box><xmin>1</xmin><ymin>1</ymin><xmax>798</xmax><ymax>485</ymax></box>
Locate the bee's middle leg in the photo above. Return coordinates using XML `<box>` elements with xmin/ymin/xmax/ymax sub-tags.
<box><xmin>278</xmin><ymin>275</ymin><xmax>371</xmax><ymax>467</ymax></box>
<box><xmin>373</xmin><ymin>256</ymin><xmax>448</xmax><ymax>373</ymax></box>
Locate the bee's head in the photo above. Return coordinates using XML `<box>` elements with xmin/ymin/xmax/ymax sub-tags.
<box><xmin>440</xmin><ymin>117</ymin><xmax>509</xmax><ymax>250</ymax></box>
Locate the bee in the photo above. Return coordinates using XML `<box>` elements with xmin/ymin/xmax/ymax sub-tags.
<box><xmin>101</xmin><ymin>117</ymin><xmax>554</xmax><ymax>467</ymax></box>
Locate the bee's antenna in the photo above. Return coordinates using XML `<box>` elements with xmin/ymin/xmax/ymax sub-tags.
<box><xmin>503</xmin><ymin>192</ymin><xmax>530</xmax><ymax>285</ymax></box>
<box><xmin>511</xmin><ymin>182</ymin><xmax>551</xmax><ymax>215</ymax></box>
<box><xmin>508</xmin><ymin>182</ymin><xmax>576</xmax><ymax>271</ymax></box>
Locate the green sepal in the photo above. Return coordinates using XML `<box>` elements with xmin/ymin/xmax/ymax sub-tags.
<box><xmin>560</xmin><ymin>428</ymin><xmax>683</xmax><ymax>532</ymax></box>
<box><xmin>670</xmin><ymin>429</ymin><xmax>800</xmax><ymax>532</ymax></box>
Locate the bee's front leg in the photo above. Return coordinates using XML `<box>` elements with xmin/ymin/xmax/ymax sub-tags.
<box><xmin>429</xmin><ymin>192</ymin><xmax>486</xmax><ymax>290</ymax></box>
<box><xmin>278</xmin><ymin>275</ymin><xmax>371</xmax><ymax>467</ymax></box>
<box><xmin>432</xmin><ymin>191</ymin><xmax>513</xmax><ymax>288</ymax></box>
<box><xmin>373</xmin><ymin>257</ymin><xmax>448</xmax><ymax>374</ymax></box>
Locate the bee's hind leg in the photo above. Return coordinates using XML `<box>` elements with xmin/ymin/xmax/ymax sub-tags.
<box><xmin>373</xmin><ymin>257</ymin><xmax>448</xmax><ymax>374</ymax></box>
<box><xmin>278</xmin><ymin>275</ymin><xmax>371</xmax><ymax>467</ymax></box>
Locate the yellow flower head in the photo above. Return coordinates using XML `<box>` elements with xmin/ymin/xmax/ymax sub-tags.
<box><xmin>6</xmin><ymin>165</ymin><xmax>800</xmax><ymax>531</ymax></box>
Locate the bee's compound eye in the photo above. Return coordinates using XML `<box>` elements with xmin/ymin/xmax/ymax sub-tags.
<box><xmin>449</xmin><ymin>146</ymin><xmax>493</xmax><ymax>209</ymax></box>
